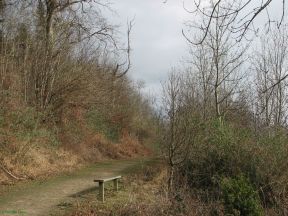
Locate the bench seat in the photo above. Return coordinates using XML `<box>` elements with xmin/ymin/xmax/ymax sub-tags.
<box><xmin>94</xmin><ymin>175</ymin><xmax>121</xmax><ymax>183</ymax></box>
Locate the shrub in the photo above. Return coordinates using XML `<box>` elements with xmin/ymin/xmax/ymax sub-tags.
<box><xmin>179</xmin><ymin>121</ymin><xmax>253</xmax><ymax>190</ymax></box>
<box><xmin>86</xmin><ymin>108</ymin><xmax>120</xmax><ymax>142</ymax></box>
<box><xmin>0</xmin><ymin>106</ymin><xmax>5</xmax><ymax>127</ymax></box>
<box><xmin>178</xmin><ymin>119</ymin><xmax>288</xmax><ymax>210</ymax></box>
<box><xmin>220</xmin><ymin>175</ymin><xmax>263</xmax><ymax>216</ymax></box>
<box><xmin>10</xmin><ymin>107</ymin><xmax>39</xmax><ymax>131</ymax></box>
<box><xmin>5</xmin><ymin>108</ymin><xmax>60</xmax><ymax>149</ymax></box>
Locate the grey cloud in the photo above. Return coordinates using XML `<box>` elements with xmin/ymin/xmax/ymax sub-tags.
<box><xmin>107</xmin><ymin>0</ymin><xmax>284</xmax><ymax>101</ymax></box>
<box><xmin>108</xmin><ymin>0</ymin><xmax>189</xmax><ymax>97</ymax></box>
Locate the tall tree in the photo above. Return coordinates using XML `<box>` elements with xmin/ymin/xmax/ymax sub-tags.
<box><xmin>0</xmin><ymin>0</ymin><xmax>5</xmax><ymax>52</ymax></box>
<box><xmin>185</xmin><ymin>3</ymin><xmax>248</xmax><ymax>122</ymax></box>
<box><xmin>162</xmin><ymin>71</ymin><xmax>191</xmax><ymax>194</ymax></box>
<box><xmin>253</xmin><ymin>25</ymin><xmax>288</xmax><ymax>127</ymax></box>
<box><xmin>183</xmin><ymin>0</ymin><xmax>286</xmax><ymax>43</ymax></box>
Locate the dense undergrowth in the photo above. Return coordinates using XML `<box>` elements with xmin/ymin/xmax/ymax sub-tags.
<box><xmin>173</xmin><ymin>119</ymin><xmax>288</xmax><ymax>215</ymax></box>
<box><xmin>0</xmin><ymin>100</ymin><xmax>155</xmax><ymax>184</ymax></box>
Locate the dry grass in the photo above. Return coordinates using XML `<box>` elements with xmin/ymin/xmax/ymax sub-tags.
<box><xmin>0</xmin><ymin>133</ymin><xmax>151</xmax><ymax>185</ymax></box>
<box><xmin>60</xmin><ymin>107</ymin><xmax>152</xmax><ymax>162</ymax></box>
<box><xmin>0</xmin><ymin>145</ymin><xmax>82</xmax><ymax>184</ymax></box>
<box><xmin>0</xmin><ymin>100</ymin><xmax>152</xmax><ymax>186</ymax></box>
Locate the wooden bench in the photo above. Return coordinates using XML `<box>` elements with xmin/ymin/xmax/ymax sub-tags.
<box><xmin>94</xmin><ymin>176</ymin><xmax>121</xmax><ymax>202</ymax></box>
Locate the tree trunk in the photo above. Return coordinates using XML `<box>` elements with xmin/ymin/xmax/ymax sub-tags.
<box><xmin>168</xmin><ymin>165</ymin><xmax>174</xmax><ymax>195</ymax></box>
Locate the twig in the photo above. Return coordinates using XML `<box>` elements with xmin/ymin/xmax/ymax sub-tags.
<box><xmin>0</xmin><ymin>163</ymin><xmax>26</xmax><ymax>181</ymax></box>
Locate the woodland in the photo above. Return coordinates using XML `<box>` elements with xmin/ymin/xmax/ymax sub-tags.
<box><xmin>1</xmin><ymin>0</ymin><xmax>288</xmax><ymax>215</ymax></box>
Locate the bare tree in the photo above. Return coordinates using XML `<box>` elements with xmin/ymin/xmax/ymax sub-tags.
<box><xmin>0</xmin><ymin>0</ymin><xmax>133</xmax><ymax>115</ymax></box>
<box><xmin>253</xmin><ymin>24</ymin><xmax>288</xmax><ymax>127</ymax></box>
<box><xmin>179</xmin><ymin>0</ymin><xmax>288</xmax><ymax>96</ymax></box>
<box><xmin>186</xmin><ymin>44</ymin><xmax>214</xmax><ymax>121</ymax></box>
<box><xmin>111</xmin><ymin>19</ymin><xmax>133</xmax><ymax>79</ymax></box>
<box><xmin>182</xmin><ymin>0</ymin><xmax>285</xmax><ymax>44</ymax></box>
<box><xmin>29</xmin><ymin>0</ymin><xmax>117</xmax><ymax>110</ymax></box>
<box><xmin>162</xmin><ymin>71</ymin><xmax>192</xmax><ymax>194</ymax></box>
<box><xmin>186</xmin><ymin>3</ymin><xmax>248</xmax><ymax>122</ymax></box>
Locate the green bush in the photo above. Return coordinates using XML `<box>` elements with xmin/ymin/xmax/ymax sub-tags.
<box><xmin>180</xmin><ymin>121</ymin><xmax>252</xmax><ymax>190</ymax></box>
<box><xmin>0</xmin><ymin>111</ymin><xmax>4</xmax><ymax>127</ymax></box>
<box><xmin>86</xmin><ymin>108</ymin><xmax>120</xmax><ymax>142</ymax></box>
<box><xmin>178</xmin><ymin>119</ymin><xmax>287</xmax><ymax>209</ymax></box>
<box><xmin>221</xmin><ymin>175</ymin><xmax>263</xmax><ymax>216</ymax></box>
<box><xmin>10</xmin><ymin>107</ymin><xmax>39</xmax><ymax>131</ymax></box>
<box><xmin>7</xmin><ymin>108</ymin><xmax>60</xmax><ymax>148</ymax></box>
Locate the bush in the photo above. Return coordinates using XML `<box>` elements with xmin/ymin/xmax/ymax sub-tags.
<box><xmin>10</xmin><ymin>107</ymin><xmax>39</xmax><ymax>131</ymax></box>
<box><xmin>86</xmin><ymin>108</ymin><xmax>120</xmax><ymax>142</ymax></box>
<box><xmin>4</xmin><ymin>108</ymin><xmax>60</xmax><ymax>149</ymax></box>
<box><xmin>180</xmin><ymin>121</ymin><xmax>255</xmax><ymax>190</ymax></box>
<box><xmin>220</xmin><ymin>175</ymin><xmax>263</xmax><ymax>216</ymax></box>
<box><xmin>0</xmin><ymin>106</ymin><xmax>5</xmax><ymax>127</ymax></box>
<box><xmin>178</xmin><ymin>119</ymin><xmax>288</xmax><ymax>210</ymax></box>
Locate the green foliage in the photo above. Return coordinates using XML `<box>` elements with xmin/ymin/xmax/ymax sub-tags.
<box><xmin>35</xmin><ymin>128</ymin><xmax>60</xmax><ymax>147</ymax></box>
<box><xmin>0</xmin><ymin>109</ymin><xmax>4</xmax><ymax>128</ymax></box>
<box><xmin>86</xmin><ymin>108</ymin><xmax>120</xmax><ymax>142</ymax></box>
<box><xmin>10</xmin><ymin>107</ymin><xmax>39</xmax><ymax>131</ymax></box>
<box><xmin>181</xmin><ymin>120</ymin><xmax>250</xmax><ymax>190</ymax></box>
<box><xmin>221</xmin><ymin>175</ymin><xmax>263</xmax><ymax>216</ymax></box>
<box><xmin>178</xmin><ymin>118</ymin><xmax>288</xmax><ymax>211</ymax></box>
<box><xmin>7</xmin><ymin>107</ymin><xmax>60</xmax><ymax>148</ymax></box>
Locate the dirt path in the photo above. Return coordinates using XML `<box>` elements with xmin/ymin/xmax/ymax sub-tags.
<box><xmin>0</xmin><ymin>159</ymin><xmax>149</xmax><ymax>216</ymax></box>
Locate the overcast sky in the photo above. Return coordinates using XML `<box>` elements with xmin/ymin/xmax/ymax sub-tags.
<box><xmin>107</xmin><ymin>0</ymin><xmax>190</xmax><ymax>99</ymax></box>
<box><xmin>106</xmin><ymin>0</ymin><xmax>285</xmax><ymax>102</ymax></box>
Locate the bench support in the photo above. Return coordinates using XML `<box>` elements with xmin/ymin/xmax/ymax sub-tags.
<box><xmin>114</xmin><ymin>179</ymin><xmax>118</xmax><ymax>191</ymax></box>
<box><xmin>99</xmin><ymin>182</ymin><xmax>105</xmax><ymax>202</ymax></box>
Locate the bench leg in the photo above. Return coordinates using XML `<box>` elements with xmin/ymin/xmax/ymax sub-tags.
<box><xmin>99</xmin><ymin>182</ymin><xmax>105</xmax><ymax>202</ymax></box>
<box><xmin>114</xmin><ymin>179</ymin><xmax>118</xmax><ymax>191</ymax></box>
